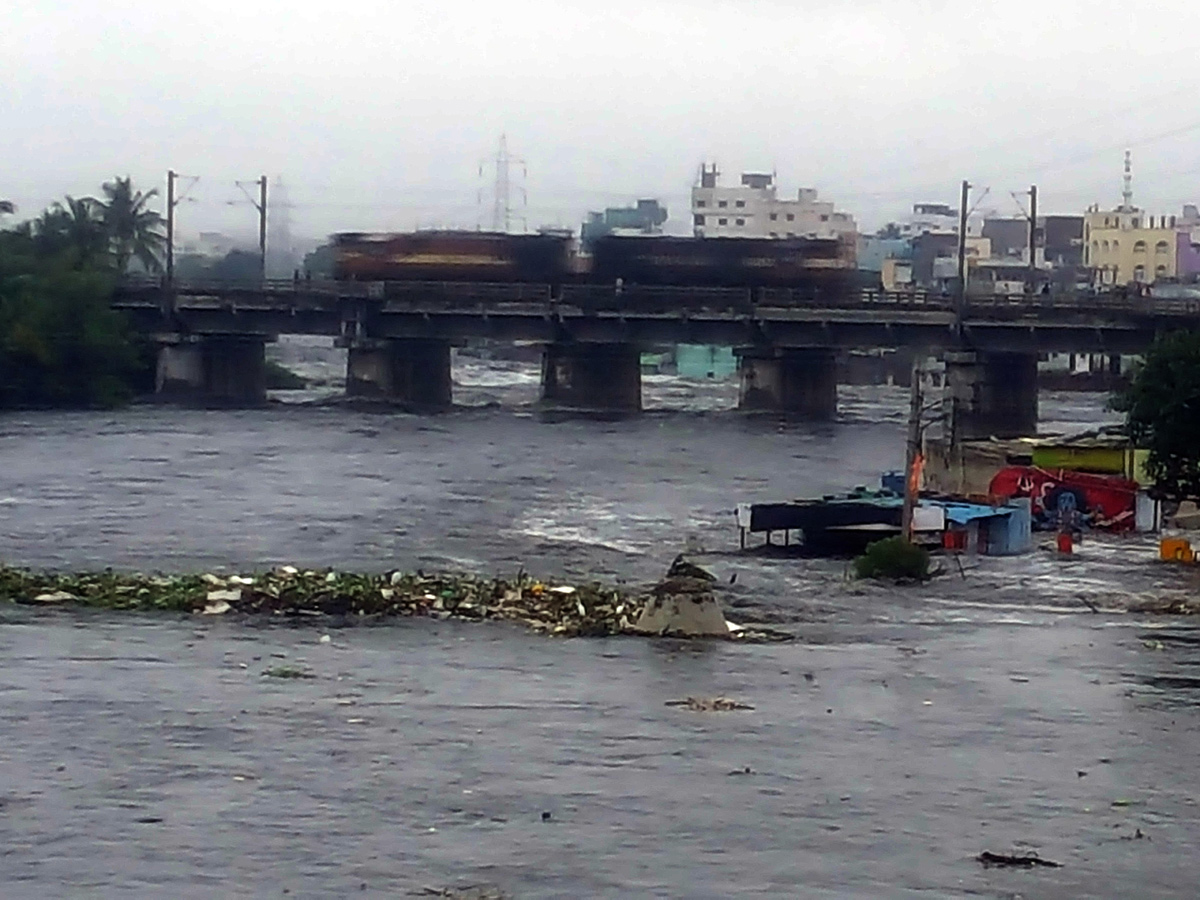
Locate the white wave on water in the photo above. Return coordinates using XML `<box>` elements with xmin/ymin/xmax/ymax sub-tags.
<box><xmin>517</xmin><ymin>517</ymin><xmax>649</xmax><ymax>556</ymax></box>
<box><xmin>453</xmin><ymin>362</ymin><xmax>541</xmax><ymax>388</ymax></box>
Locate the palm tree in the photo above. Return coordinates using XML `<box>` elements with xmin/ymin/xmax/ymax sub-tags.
<box><xmin>99</xmin><ymin>176</ymin><xmax>166</xmax><ymax>275</ymax></box>
<box><xmin>33</xmin><ymin>196</ymin><xmax>109</xmax><ymax>266</ymax></box>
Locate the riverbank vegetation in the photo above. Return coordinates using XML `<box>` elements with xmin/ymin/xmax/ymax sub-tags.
<box><xmin>853</xmin><ymin>536</ymin><xmax>931</xmax><ymax>581</ymax></box>
<box><xmin>0</xmin><ymin>178</ymin><xmax>164</xmax><ymax>408</ymax></box>
<box><xmin>1115</xmin><ymin>330</ymin><xmax>1200</xmax><ymax>500</ymax></box>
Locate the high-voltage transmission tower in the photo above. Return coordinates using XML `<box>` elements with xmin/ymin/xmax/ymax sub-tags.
<box><xmin>480</xmin><ymin>134</ymin><xmax>526</xmax><ymax>233</ymax></box>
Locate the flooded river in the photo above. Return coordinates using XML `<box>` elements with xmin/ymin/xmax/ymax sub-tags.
<box><xmin>2</xmin><ymin>355</ymin><xmax>1199</xmax><ymax>897</ymax></box>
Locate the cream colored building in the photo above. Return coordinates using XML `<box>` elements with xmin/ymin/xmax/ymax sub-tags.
<box><xmin>691</xmin><ymin>166</ymin><xmax>856</xmax><ymax>240</ymax></box>
<box><xmin>1084</xmin><ymin>206</ymin><xmax>1178</xmax><ymax>285</ymax></box>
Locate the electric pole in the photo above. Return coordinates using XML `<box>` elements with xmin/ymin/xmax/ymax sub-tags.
<box><xmin>956</xmin><ymin>180</ymin><xmax>970</xmax><ymax>337</ymax></box>
<box><xmin>1028</xmin><ymin>184</ymin><xmax>1038</xmax><ymax>292</ymax></box>
<box><xmin>164</xmin><ymin>170</ymin><xmax>199</xmax><ymax>288</ymax></box>
<box><xmin>901</xmin><ymin>356</ymin><xmax>923</xmax><ymax>542</ymax></box>
<box><xmin>235</xmin><ymin>175</ymin><xmax>268</xmax><ymax>281</ymax></box>
<box><xmin>482</xmin><ymin>135</ymin><xmax>526</xmax><ymax>233</ymax></box>
<box><xmin>166</xmin><ymin>170</ymin><xmax>175</xmax><ymax>287</ymax></box>
<box><xmin>259</xmin><ymin>175</ymin><xmax>267</xmax><ymax>281</ymax></box>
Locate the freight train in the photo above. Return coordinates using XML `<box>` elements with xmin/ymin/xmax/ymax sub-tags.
<box><xmin>332</xmin><ymin>230</ymin><xmax>855</xmax><ymax>292</ymax></box>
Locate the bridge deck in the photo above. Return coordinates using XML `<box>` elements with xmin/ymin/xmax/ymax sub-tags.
<box><xmin>111</xmin><ymin>280</ymin><xmax>1200</xmax><ymax>354</ymax></box>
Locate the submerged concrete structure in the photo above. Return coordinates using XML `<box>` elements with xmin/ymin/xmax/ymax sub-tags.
<box><xmin>342</xmin><ymin>338</ymin><xmax>452</xmax><ymax>409</ymax></box>
<box><xmin>943</xmin><ymin>350</ymin><xmax>1039</xmax><ymax>440</ymax></box>
<box><xmin>155</xmin><ymin>336</ymin><xmax>268</xmax><ymax>405</ymax></box>
<box><xmin>541</xmin><ymin>343</ymin><xmax>641</xmax><ymax>411</ymax></box>
<box><xmin>737</xmin><ymin>348</ymin><xmax>838</xmax><ymax>418</ymax></box>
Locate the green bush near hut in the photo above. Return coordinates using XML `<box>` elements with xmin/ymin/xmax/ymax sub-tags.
<box><xmin>853</xmin><ymin>537</ymin><xmax>931</xmax><ymax>582</ymax></box>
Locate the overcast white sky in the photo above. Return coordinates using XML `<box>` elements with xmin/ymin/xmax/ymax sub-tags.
<box><xmin>4</xmin><ymin>0</ymin><xmax>1200</xmax><ymax>241</ymax></box>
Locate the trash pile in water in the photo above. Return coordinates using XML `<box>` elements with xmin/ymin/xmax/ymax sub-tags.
<box><xmin>0</xmin><ymin>565</ymin><xmax>641</xmax><ymax>637</ymax></box>
<box><xmin>0</xmin><ymin>559</ymin><xmax>794</xmax><ymax>641</ymax></box>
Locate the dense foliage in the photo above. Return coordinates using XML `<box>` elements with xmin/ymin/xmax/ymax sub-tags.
<box><xmin>0</xmin><ymin>177</ymin><xmax>163</xmax><ymax>408</ymax></box>
<box><xmin>1114</xmin><ymin>330</ymin><xmax>1200</xmax><ymax>500</ymax></box>
<box><xmin>853</xmin><ymin>537</ymin><xmax>931</xmax><ymax>581</ymax></box>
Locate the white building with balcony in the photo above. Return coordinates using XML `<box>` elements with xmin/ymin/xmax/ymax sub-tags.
<box><xmin>690</xmin><ymin>166</ymin><xmax>856</xmax><ymax>240</ymax></box>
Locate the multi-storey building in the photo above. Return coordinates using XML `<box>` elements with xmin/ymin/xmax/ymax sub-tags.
<box><xmin>1084</xmin><ymin>152</ymin><xmax>1183</xmax><ymax>285</ymax></box>
<box><xmin>1084</xmin><ymin>207</ymin><xmax>1179</xmax><ymax>286</ymax></box>
<box><xmin>690</xmin><ymin>166</ymin><xmax>855</xmax><ymax>240</ymax></box>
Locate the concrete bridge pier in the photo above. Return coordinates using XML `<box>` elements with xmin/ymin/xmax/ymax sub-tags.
<box><xmin>737</xmin><ymin>348</ymin><xmax>838</xmax><ymax>419</ymax></box>
<box><xmin>944</xmin><ymin>350</ymin><xmax>1039</xmax><ymax>440</ymax></box>
<box><xmin>343</xmin><ymin>338</ymin><xmax>452</xmax><ymax>409</ymax></box>
<box><xmin>156</xmin><ymin>336</ymin><xmax>268</xmax><ymax>405</ymax></box>
<box><xmin>541</xmin><ymin>342</ymin><xmax>641</xmax><ymax>411</ymax></box>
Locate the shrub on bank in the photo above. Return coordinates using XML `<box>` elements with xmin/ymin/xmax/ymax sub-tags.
<box><xmin>853</xmin><ymin>537</ymin><xmax>931</xmax><ymax>582</ymax></box>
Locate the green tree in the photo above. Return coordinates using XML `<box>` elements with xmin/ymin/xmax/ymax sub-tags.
<box><xmin>0</xmin><ymin>227</ymin><xmax>139</xmax><ymax>407</ymax></box>
<box><xmin>29</xmin><ymin>196</ymin><xmax>109</xmax><ymax>268</ymax></box>
<box><xmin>99</xmin><ymin>176</ymin><xmax>166</xmax><ymax>275</ymax></box>
<box><xmin>1114</xmin><ymin>330</ymin><xmax>1200</xmax><ymax>499</ymax></box>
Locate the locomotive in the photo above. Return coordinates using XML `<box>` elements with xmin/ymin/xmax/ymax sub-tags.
<box><xmin>331</xmin><ymin>230</ymin><xmax>855</xmax><ymax>292</ymax></box>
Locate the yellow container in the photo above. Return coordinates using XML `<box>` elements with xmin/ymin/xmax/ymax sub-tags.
<box><xmin>1160</xmin><ymin>537</ymin><xmax>1194</xmax><ymax>563</ymax></box>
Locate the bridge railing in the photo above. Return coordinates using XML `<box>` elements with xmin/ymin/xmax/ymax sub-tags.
<box><xmin>115</xmin><ymin>277</ymin><xmax>1200</xmax><ymax>319</ymax></box>
<box><xmin>381</xmin><ymin>281</ymin><xmax>552</xmax><ymax>307</ymax></box>
<box><xmin>559</xmin><ymin>284</ymin><xmax>754</xmax><ymax>314</ymax></box>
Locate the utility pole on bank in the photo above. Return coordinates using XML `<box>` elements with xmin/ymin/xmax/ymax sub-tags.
<box><xmin>955</xmin><ymin>180</ymin><xmax>970</xmax><ymax>337</ymax></box>
<box><xmin>1028</xmin><ymin>184</ymin><xmax>1038</xmax><ymax>292</ymax></box>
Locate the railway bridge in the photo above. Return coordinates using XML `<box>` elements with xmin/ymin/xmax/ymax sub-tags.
<box><xmin>112</xmin><ymin>279</ymin><xmax>1200</xmax><ymax>438</ymax></box>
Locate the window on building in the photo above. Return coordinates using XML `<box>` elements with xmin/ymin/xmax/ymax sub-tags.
<box><xmin>694</xmin><ymin>214</ymin><xmax>705</xmax><ymax>227</ymax></box>
<box><xmin>787</xmin><ymin>232</ymin><xmax>796</xmax><ymax>238</ymax></box>
<box><xmin>718</xmin><ymin>218</ymin><xmax>727</xmax><ymax>226</ymax></box>
<box><xmin>696</xmin><ymin>200</ymin><xmax>706</xmax><ymax>208</ymax></box>
<box><xmin>1134</xmin><ymin>240</ymin><xmax>1147</xmax><ymax>253</ymax></box>
<box><xmin>786</xmin><ymin>213</ymin><xmax>795</xmax><ymax>222</ymax></box>
<box><xmin>820</xmin><ymin>214</ymin><xmax>829</xmax><ymax>222</ymax></box>
<box><xmin>735</xmin><ymin>200</ymin><xmax>745</xmax><ymax>208</ymax></box>
<box><xmin>735</xmin><ymin>218</ymin><xmax>745</xmax><ymax>226</ymax></box>
<box><xmin>1156</xmin><ymin>240</ymin><xmax>1169</xmax><ymax>253</ymax></box>
<box><xmin>1134</xmin><ymin>265</ymin><xmax>1146</xmax><ymax>282</ymax></box>
<box><xmin>769</xmin><ymin>232</ymin><xmax>778</xmax><ymax>238</ymax></box>
<box><xmin>1112</xmin><ymin>240</ymin><xmax>1119</xmax><ymax>252</ymax></box>
<box><xmin>1131</xmin><ymin>218</ymin><xmax>1140</xmax><ymax>229</ymax></box>
<box><xmin>718</xmin><ymin>201</ymin><xmax>727</xmax><ymax>208</ymax></box>
<box><xmin>1156</xmin><ymin>265</ymin><xmax>1167</xmax><ymax>277</ymax></box>
<box><xmin>1092</xmin><ymin>240</ymin><xmax>1099</xmax><ymax>254</ymax></box>
<box><xmin>1102</xmin><ymin>241</ymin><xmax>1109</xmax><ymax>252</ymax></box>
<box><xmin>769</xmin><ymin>213</ymin><xmax>778</xmax><ymax>221</ymax></box>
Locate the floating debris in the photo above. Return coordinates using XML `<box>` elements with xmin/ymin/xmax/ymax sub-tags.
<box><xmin>29</xmin><ymin>590</ymin><xmax>76</xmax><ymax>604</ymax></box>
<box><xmin>0</xmin><ymin>563</ymin><xmax>794</xmax><ymax>642</ymax></box>
<box><xmin>665</xmin><ymin>696</ymin><xmax>754</xmax><ymax>712</ymax></box>
<box><xmin>977</xmin><ymin>850</ymin><xmax>1062</xmax><ymax>868</ymax></box>
<box><xmin>262</xmin><ymin>665</ymin><xmax>316</xmax><ymax>680</ymax></box>
<box><xmin>413</xmin><ymin>887</ymin><xmax>510</xmax><ymax>899</ymax></box>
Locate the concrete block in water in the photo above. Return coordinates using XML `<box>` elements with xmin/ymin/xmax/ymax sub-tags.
<box><xmin>633</xmin><ymin>588</ymin><xmax>730</xmax><ymax>637</ymax></box>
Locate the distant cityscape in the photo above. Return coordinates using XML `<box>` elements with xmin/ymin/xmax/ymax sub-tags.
<box><xmin>168</xmin><ymin>150</ymin><xmax>1200</xmax><ymax>295</ymax></box>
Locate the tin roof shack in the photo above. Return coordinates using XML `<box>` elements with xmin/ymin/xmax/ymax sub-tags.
<box><xmin>939</xmin><ymin>499</ymin><xmax>1033</xmax><ymax>556</ymax></box>
<box><xmin>737</xmin><ymin>488</ymin><xmax>904</xmax><ymax>556</ymax></box>
<box><xmin>736</xmin><ymin>488</ymin><xmax>1033</xmax><ymax>557</ymax></box>
<box><xmin>924</xmin><ymin>437</ymin><xmax>1034</xmax><ymax>496</ymax></box>
<box><xmin>926</xmin><ymin>429</ymin><xmax>1150</xmax><ymax>494</ymax></box>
